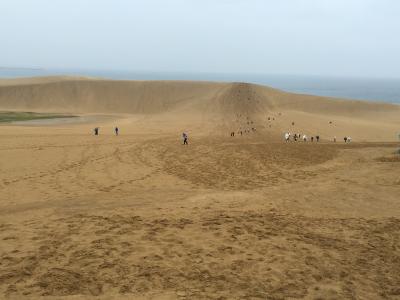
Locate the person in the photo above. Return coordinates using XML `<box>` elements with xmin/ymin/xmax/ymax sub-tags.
<box><xmin>333</xmin><ymin>136</ymin><xmax>336</xmax><ymax>143</ymax></box>
<box><xmin>347</xmin><ymin>136</ymin><xmax>352</xmax><ymax>143</ymax></box>
<box><xmin>115</xmin><ymin>127</ymin><xmax>119</xmax><ymax>136</ymax></box>
<box><xmin>311</xmin><ymin>136</ymin><xmax>314</xmax><ymax>142</ymax></box>
<box><xmin>316</xmin><ymin>135</ymin><xmax>320</xmax><ymax>142</ymax></box>
<box><xmin>344</xmin><ymin>136</ymin><xmax>348</xmax><ymax>143</ymax></box>
<box><xmin>94</xmin><ymin>127</ymin><xmax>99</xmax><ymax>136</ymax></box>
<box><xmin>294</xmin><ymin>133</ymin><xmax>298</xmax><ymax>142</ymax></box>
<box><xmin>182</xmin><ymin>132</ymin><xmax>188</xmax><ymax>145</ymax></box>
<box><xmin>284</xmin><ymin>132</ymin><xmax>290</xmax><ymax>142</ymax></box>
<box><xmin>303</xmin><ymin>134</ymin><xmax>307</xmax><ymax>142</ymax></box>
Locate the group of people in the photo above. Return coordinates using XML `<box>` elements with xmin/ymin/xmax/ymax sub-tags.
<box><xmin>344</xmin><ymin>136</ymin><xmax>352</xmax><ymax>143</ymax></box>
<box><xmin>284</xmin><ymin>132</ymin><xmax>352</xmax><ymax>143</ymax></box>
<box><xmin>284</xmin><ymin>132</ymin><xmax>320</xmax><ymax>142</ymax></box>
<box><xmin>92</xmin><ymin>126</ymin><xmax>353</xmax><ymax>145</ymax></box>
<box><xmin>93</xmin><ymin>127</ymin><xmax>119</xmax><ymax>136</ymax></box>
<box><xmin>230</xmin><ymin>127</ymin><xmax>257</xmax><ymax>137</ymax></box>
<box><xmin>93</xmin><ymin>127</ymin><xmax>190</xmax><ymax>146</ymax></box>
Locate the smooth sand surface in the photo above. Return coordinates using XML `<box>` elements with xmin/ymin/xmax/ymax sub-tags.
<box><xmin>0</xmin><ymin>77</ymin><xmax>400</xmax><ymax>299</ymax></box>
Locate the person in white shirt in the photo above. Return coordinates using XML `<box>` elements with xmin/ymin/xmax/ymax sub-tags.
<box><xmin>284</xmin><ymin>132</ymin><xmax>290</xmax><ymax>142</ymax></box>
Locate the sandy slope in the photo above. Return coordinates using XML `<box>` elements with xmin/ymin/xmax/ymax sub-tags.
<box><xmin>0</xmin><ymin>77</ymin><xmax>400</xmax><ymax>299</ymax></box>
<box><xmin>1</xmin><ymin>77</ymin><xmax>399</xmax><ymax>141</ymax></box>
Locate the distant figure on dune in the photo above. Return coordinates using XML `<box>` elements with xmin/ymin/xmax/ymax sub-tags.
<box><xmin>303</xmin><ymin>134</ymin><xmax>307</xmax><ymax>142</ymax></box>
<box><xmin>316</xmin><ymin>135</ymin><xmax>320</xmax><ymax>142</ymax></box>
<box><xmin>344</xmin><ymin>136</ymin><xmax>348</xmax><ymax>143</ymax></box>
<box><xmin>311</xmin><ymin>136</ymin><xmax>314</xmax><ymax>142</ymax></box>
<box><xmin>94</xmin><ymin>127</ymin><xmax>99</xmax><ymax>136</ymax></box>
<box><xmin>230</xmin><ymin>131</ymin><xmax>235</xmax><ymax>137</ymax></box>
<box><xmin>182</xmin><ymin>132</ymin><xmax>188</xmax><ymax>145</ymax></box>
<box><xmin>334</xmin><ymin>136</ymin><xmax>337</xmax><ymax>142</ymax></box>
<box><xmin>347</xmin><ymin>137</ymin><xmax>352</xmax><ymax>143</ymax></box>
<box><xmin>284</xmin><ymin>132</ymin><xmax>290</xmax><ymax>142</ymax></box>
<box><xmin>115</xmin><ymin>127</ymin><xmax>119</xmax><ymax>136</ymax></box>
<box><xmin>294</xmin><ymin>133</ymin><xmax>298</xmax><ymax>142</ymax></box>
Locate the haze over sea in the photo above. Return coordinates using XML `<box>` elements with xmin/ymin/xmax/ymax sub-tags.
<box><xmin>1</xmin><ymin>68</ymin><xmax>400</xmax><ymax>104</ymax></box>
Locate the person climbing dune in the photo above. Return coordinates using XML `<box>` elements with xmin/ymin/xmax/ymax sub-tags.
<box><xmin>182</xmin><ymin>132</ymin><xmax>188</xmax><ymax>145</ymax></box>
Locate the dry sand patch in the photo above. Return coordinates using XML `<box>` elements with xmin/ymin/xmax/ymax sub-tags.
<box><xmin>1</xmin><ymin>77</ymin><xmax>400</xmax><ymax>298</ymax></box>
<box><xmin>0</xmin><ymin>130</ymin><xmax>399</xmax><ymax>299</ymax></box>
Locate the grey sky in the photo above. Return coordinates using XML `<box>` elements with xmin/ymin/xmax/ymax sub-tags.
<box><xmin>1</xmin><ymin>0</ymin><xmax>400</xmax><ymax>78</ymax></box>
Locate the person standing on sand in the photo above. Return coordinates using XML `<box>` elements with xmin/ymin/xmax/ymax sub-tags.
<box><xmin>344</xmin><ymin>136</ymin><xmax>348</xmax><ymax>143</ymax></box>
<box><xmin>94</xmin><ymin>127</ymin><xmax>99</xmax><ymax>136</ymax></box>
<box><xmin>182</xmin><ymin>132</ymin><xmax>188</xmax><ymax>145</ymax></box>
<box><xmin>316</xmin><ymin>135</ymin><xmax>320</xmax><ymax>142</ymax></box>
<box><xmin>311</xmin><ymin>136</ymin><xmax>314</xmax><ymax>142</ymax></box>
<box><xmin>334</xmin><ymin>136</ymin><xmax>336</xmax><ymax>142</ymax></box>
<box><xmin>303</xmin><ymin>134</ymin><xmax>307</xmax><ymax>142</ymax></box>
<box><xmin>115</xmin><ymin>127</ymin><xmax>119</xmax><ymax>136</ymax></box>
<box><xmin>284</xmin><ymin>132</ymin><xmax>290</xmax><ymax>142</ymax></box>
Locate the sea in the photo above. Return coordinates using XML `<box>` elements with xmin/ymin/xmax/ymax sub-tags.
<box><xmin>1</xmin><ymin>68</ymin><xmax>400</xmax><ymax>104</ymax></box>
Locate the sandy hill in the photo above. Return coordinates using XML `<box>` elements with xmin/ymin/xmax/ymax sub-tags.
<box><xmin>0</xmin><ymin>76</ymin><xmax>399</xmax><ymax>140</ymax></box>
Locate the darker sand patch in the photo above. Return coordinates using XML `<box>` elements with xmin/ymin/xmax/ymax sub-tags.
<box><xmin>156</xmin><ymin>138</ymin><xmax>339</xmax><ymax>190</ymax></box>
<box><xmin>0</xmin><ymin>111</ymin><xmax>76</xmax><ymax>123</ymax></box>
<box><xmin>376</xmin><ymin>154</ymin><xmax>400</xmax><ymax>162</ymax></box>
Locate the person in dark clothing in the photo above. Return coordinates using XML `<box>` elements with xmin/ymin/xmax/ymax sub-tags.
<box><xmin>94</xmin><ymin>127</ymin><xmax>99</xmax><ymax>136</ymax></box>
<box><xmin>344</xmin><ymin>136</ymin><xmax>348</xmax><ymax>143</ymax></box>
<box><xmin>316</xmin><ymin>135</ymin><xmax>320</xmax><ymax>142</ymax></box>
<box><xmin>311</xmin><ymin>136</ymin><xmax>314</xmax><ymax>142</ymax></box>
<box><xmin>182</xmin><ymin>132</ymin><xmax>188</xmax><ymax>145</ymax></box>
<box><xmin>115</xmin><ymin>127</ymin><xmax>119</xmax><ymax>136</ymax></box>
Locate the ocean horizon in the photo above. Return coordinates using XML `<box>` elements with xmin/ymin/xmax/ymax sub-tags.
<box><xmin>1</xmin><ymin>68</ymin><xmax>400</xmax><ymax>104</ymax></box>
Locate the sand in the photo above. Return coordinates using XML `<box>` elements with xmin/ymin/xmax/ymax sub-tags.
<box><xmin>0</xmin><ymin>77</ymin><xmax>400</xmax><ymax>299</ymax></box>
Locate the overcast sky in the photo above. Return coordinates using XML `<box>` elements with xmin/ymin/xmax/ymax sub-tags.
<box><xmin>1</xmin><ymin>0</ymin><xmax>400</xmax><ymax>78</ymax></box>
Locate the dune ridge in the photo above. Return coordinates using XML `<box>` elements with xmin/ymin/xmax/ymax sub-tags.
<box><xmin>0</xmin><ymin>76</ymin><xmax>398</xmax><ymax>114</ymax></box>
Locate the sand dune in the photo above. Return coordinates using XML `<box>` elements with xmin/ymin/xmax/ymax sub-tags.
<box><xmin>1</xmin><ymin>77</ymin><xmax>399</xmax><ymax>141</ymax></box>
<box><xmin>0</xmin><ymin>76</ymin><xmax>398</xmax><ymax>117</ymax></box>
<box><xmin>1</xmin><ymin>77</ymin><xmax>400</xmax><ymax>299</ymax></box>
